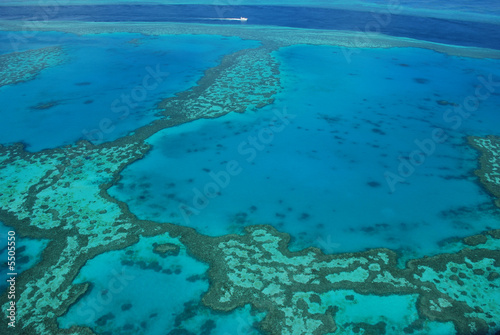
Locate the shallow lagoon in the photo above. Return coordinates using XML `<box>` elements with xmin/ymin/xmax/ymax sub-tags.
<box><xmin>58</xmin><ymin>233</ymin><xmax>265</xmax><ymax>334</ymax></box>
<box><xmin>0</xmin><ymin>221</ymin><xmax>48</xmax><ymax>291</ymax></box>
<box><xmin>110</xmin><ymin>44</ymin><xmax>500</xmax><ymax>258</ymax></box>
<box><xmin>1</xmin><ymin>4</ymin><xmax>500</xmax><ymax>334</ymax></box>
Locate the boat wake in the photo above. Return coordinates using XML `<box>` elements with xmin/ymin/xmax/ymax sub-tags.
<box><xmin>202</xmin><ymin>17</ymin><xmax>248</xmax><ymax>21</ymax></box>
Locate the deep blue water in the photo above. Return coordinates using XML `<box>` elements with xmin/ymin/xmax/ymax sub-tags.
<box><xmin>1</xmin><ymin>5</ymin><xmax>500</xmax><ymax>50</ymax></box>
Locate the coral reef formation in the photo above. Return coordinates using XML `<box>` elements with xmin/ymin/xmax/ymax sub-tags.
<box><xmin>0</xmin><ymin>46</ymin><xmax>66</xmax><ymax>87</ymax></box>
<box><xmin>0</xmin><ymin>24</ymin><xmax>499</xmax><ymax>335</ymax></box>
<box><xmin>185</xmin><ymin>225</ymin><xmax>500</xmax><ymax>335</ymax></box>
<box><xmin>159</xmin><ymin>44</ymin><xmax>280</xmax><ymax>120</ymax></box>
<box><xmin>469</xmin><ymin>135</ymin><xmax>500</xmax><ymax>207</ymax></box>
<box><xmin>0</xmin><ymin>141</ymin><xmax>173</xmax><ymax>334</ymax></box>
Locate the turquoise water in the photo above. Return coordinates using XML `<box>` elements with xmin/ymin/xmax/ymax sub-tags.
<box><xmin>0</xmin><ymin>32</ymin><xmax>258</xmax><ymax>151</ymax></box>
<box><xmin>58</xmin><ymin>234</ymin><xmax>264</xmax><ymax>334</ymax></box>
<box><xmin>1</xmin><ymin>3</ymin><xmax>500</xmax><ymax>334</ymax></box>
<box><xmin>317</xmin><ymin>290</ymin><xmax>456</xmax><ymax>334</ymax></box>
<box><xmin>0</xmin><ymin>221</ymin><xmax>48</xmax><ymax>291</ymax></box>
<box><xmin>109</xmin><ymin>45</ymin><xmax>500</xmax><ymax>258</ymax></box>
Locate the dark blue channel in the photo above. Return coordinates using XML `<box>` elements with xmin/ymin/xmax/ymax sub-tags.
<box><xmin>0</xmin><ymin>5</ymin><xmax>499</xmax><ymax>50</ymax></box>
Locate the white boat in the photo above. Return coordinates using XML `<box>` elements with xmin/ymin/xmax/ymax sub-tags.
<box><xmin>204</xmin><ymin>17</ymin><xmax>248</xmax><ymax>22</ymax></box>
<box><xmin>224</xmin><ymin>17</ymin><xmax>248</xmax><ymax>21</ymax></box>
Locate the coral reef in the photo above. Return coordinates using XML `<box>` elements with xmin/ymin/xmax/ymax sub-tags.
<box><xmin>0</xmin><ymin>140</ymin><xmax>175</xmax><ymax>334</ymax></box>
<box><xmin>468</xmin><ymin>135</ymin><xmax>500</xmax><ymax>207</ymax></box>
<box><xmin>2</xmin><ymin>20</ymin><xmax>500</xmax><ymax>59</ymax></box>
<box><xmin>158</xmin><ymin>43</ymin><xmax>280</xmax><ymax>120</ymax></box>
<box><xmin>183</xmin><ymin>225</ymin><xmax>500</xmax><ymax>335</ymax></box>
<box><xmin>0</xmin><ymin>37</ymin><xmax>283</xmax><ymax>334</ymax></box>
<box><xmin>153</xmin><ymin>243</ymin><xmax>180</xmax><ymax>257</ymax></box>
<box><xmin>0</xmin><ymin>23</ymin><xmax>499</xmax><ymax>335</ymax></box>
<box><xmin>0</xmin><ymin>46</ymin><xmax>66</xmax><ymax>87</ymax></box>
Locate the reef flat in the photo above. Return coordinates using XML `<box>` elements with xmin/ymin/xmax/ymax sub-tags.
<box><xmin>469</xmin><ymin>136</ymin><xmax>500</xmax><ymax>208</ymax></box>
<box><xmin>1</xmin><ymin>133</ymin><xmax>499</xmax><ymax>334</ymax></box>
<box><xmin>0</xmin><ymin>32</ymin><xmax>285</xmax><ymax>333</ymax></box>
<box><xmin>159</xmin><ymin>43</ymin><xmax>280</xmax><ymax>120</ymax></box>
<box><xmin>89</xmin><ymin>40</ymin><xmax>281</xmax><ymax>147</ymax></box>
<box><xmin>2</xmin><ymin>20</ymin><xmax>500</xmax><ymax>59</ymax></box>
<box><xmin>0</xmin><ymin>140</ymin><xmax>176</xmax><ymax>334</ymax></box>
<box><xmin>0</xmin><ymin>19</ymin><xmax>499</xmax><ymax>335</ymax></box>
<box><xmin>186</xmin><ymin>225</ymin><xmax>500</xmax><ymax>335</ymax></box>
<box><xmin>0</xmin><ymin>45</ymin><xmax>66</xmax><ymax>88</ymax></box>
